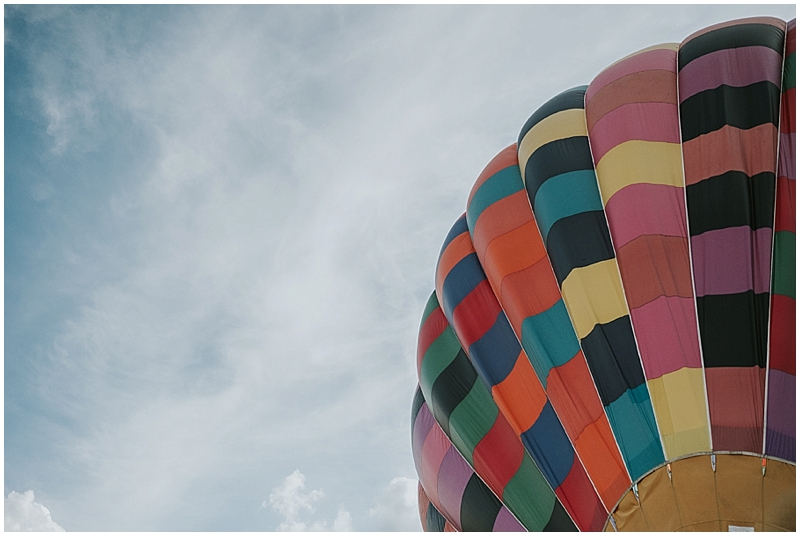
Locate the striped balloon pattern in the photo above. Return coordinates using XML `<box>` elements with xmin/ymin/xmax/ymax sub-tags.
<box><xmin>415</xmin><ymin>295</ymin><xmax>576</xmax><ymax>531</ymax></box>
<box><xmin>412</xmin><ymin>385</ymin><xmax>526</xmax><ymax>531</ymax></box>
<box><xmin>413</xmin><ymin>16</ymin><xmax>795</xmax><ymax>532</ymax></box>
<box><xmin>678</xmin><ymin>17</ymin><xmax>785</xmax><ymax>455</ymax></box>
<box><xmin>766</xmin><ymin>18</ymin><xmax>796</xmax><ymax>463</ymax></box>
<box><xmin>418</xmin><ymin>482</ymin><xmax>455</xmax><ymax>532</ymax></box>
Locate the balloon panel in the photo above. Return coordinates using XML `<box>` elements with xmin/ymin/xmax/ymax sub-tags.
<box><xmin>466</xmin><ymin>146</ymin><xmax>631</xmax><ymax>509</ymax></box>
<box><xmin>678</xmin><ymin>17</ymin><xmax>784</xmax><ymax>453</ymax></box>
<box><xmin>418</xmin><ymin>482</ymin><xmax>447</xmax><ymax>532</ymax></box>
<box><xmin>585</xmin><ymin>44</ymin><xmax>711</xmax><ymax>459</ymax></box>
<box><xmin>436</xmin><ymin>215</ymin><xmax>607</xmax><ymax>530</ymax></box>
<box><xmin>518</xmin><ymin>87</ymin><xmax>663</xmax><ymax>480</ymax></box>
<box><xmin>416</xmin><ymin>295</ymin><xmax>576</xmax><ymax>531</ymax></box>
<box><xmin>412</xmin><ymin>387</ymin><xmax>526</xmax><ymax>531</ymax></box>
<box><xmin>766</xmin><ymin>17</ymin><xmax>796</xmax><ymax>462</ymax></box>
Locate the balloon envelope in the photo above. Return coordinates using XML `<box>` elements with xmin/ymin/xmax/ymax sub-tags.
<box><xmin>413</xmin><ymin>16</ymin><xmax>795</xmax><ymax>532</ymax></box>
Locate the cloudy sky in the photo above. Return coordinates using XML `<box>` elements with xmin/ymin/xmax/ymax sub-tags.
<box><xmin>4</xmin><ymin>4</ymin><xmax>796</xmax><ymax>532</ymax></box>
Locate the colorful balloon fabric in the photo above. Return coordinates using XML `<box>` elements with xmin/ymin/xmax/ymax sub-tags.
<box><xmin>412</xmin><ymin>16</ymin><xmax>795</xmax><ymax>532</ymax></box>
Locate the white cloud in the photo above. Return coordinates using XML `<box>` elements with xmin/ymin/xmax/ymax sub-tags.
<box><xmin>5</xmin><ymin>491</ymin><xmax>65</xmax><ymax>532</ymax></box>
<box><xmin>367</xmin><ymin>476</ymin><xmax>419</xmax><ymax>531</ymax></box>
<box><xmin>266</xmin><ymin>470</ymin><xmax>352</xmax><ymax>531</ymax></box>
<box><xmin>331</xmin><ymin>508</ymin><xmax>353</xmax><ymax>532</ymax></box>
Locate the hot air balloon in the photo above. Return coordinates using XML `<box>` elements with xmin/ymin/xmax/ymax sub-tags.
<box><xmin>412</xmin><ymin>16</ymin><xmax>795</xmax><ymax>532</ymax></box>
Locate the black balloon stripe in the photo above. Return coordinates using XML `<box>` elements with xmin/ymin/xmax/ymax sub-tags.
<box><xmin>430</xmin><ymin>349</ymin><xmax>479</xmax><ymax>436</ymax></box>
<box><xmin>524</xmin><ymin>136</ymin><xmax>595</xmax><ymax>203</ymax></box>
<box><xmin>581</xmin><ymin>316</ymin><xmax>647</xmax><ymax>405</ymax></box>
<box><xmin>686</xmin><ymin>171</ymin><xmax>776</xmax><ymax>235</ymax></box>
<box><xmin>460</xmin><ymin>474</ymin><xmax>504</xmax><ymax>532</ymax></box>
<box><xmin>679</xmin><ymin>22</ymin><xmax>785</xmax><ymax>70</ymax></box>
<box><xmin>696</xmin><ymin>291</ymin><xmax>770</xmax><ymax>368</ymax></box>
<box><xmin>426</xmin><ymin>502</ymin><xmax>447</xmax><ymax>532</ymax></box>
<box><xmin>518</xmin><ymin>86</ymin><xmax>587</xmax><ymax>145</ymax></box>
<box><xmin>679</xmin><ymin>81</ymin><xmax>781</xmax><ymax>140</ymax></box>
<box><xmin>543</xmin><ymin>497</ymin><xmax>579</xmax><ymax>532</ymax></box>
<box><xmin>412</xmin><ymin>386</ymin><xmax>426</xmax><ymax>425</ymax></box>
<box><xmin>545</xmin><ymin>210</ymin><xmax>615</xmax><ymax>285</ymax></box>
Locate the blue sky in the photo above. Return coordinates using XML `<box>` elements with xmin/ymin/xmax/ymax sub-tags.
<box><xmin>5</xmin><ymin>4</ymin><xmax>796</xmax><ymax>532</ymax></box>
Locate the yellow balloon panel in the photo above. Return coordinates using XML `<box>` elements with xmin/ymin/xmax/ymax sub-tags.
<box><xmin>595</xmin><ymin>141</ymin><xmax>684</xmax><ymax>205</ymax></box>
<box><xmin>560</xmin><ymin>258</ymin><xmax>628</xmax><ymax>339</ymax></box>
<box><xmin>518</xmin><ymin>108</ymin><xmax>587</xmax><ymax>179</ymax></box>
<box><xmin>646</xmin><ymin>368</ymin><xmax>711</xmax><ymax>458</ymax></box>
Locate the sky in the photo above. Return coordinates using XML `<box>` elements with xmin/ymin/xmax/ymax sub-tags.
<box><xmin>4</xmin><ymin>3</ymin><xmax>796</xmax><ymax>532</ymax></box>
